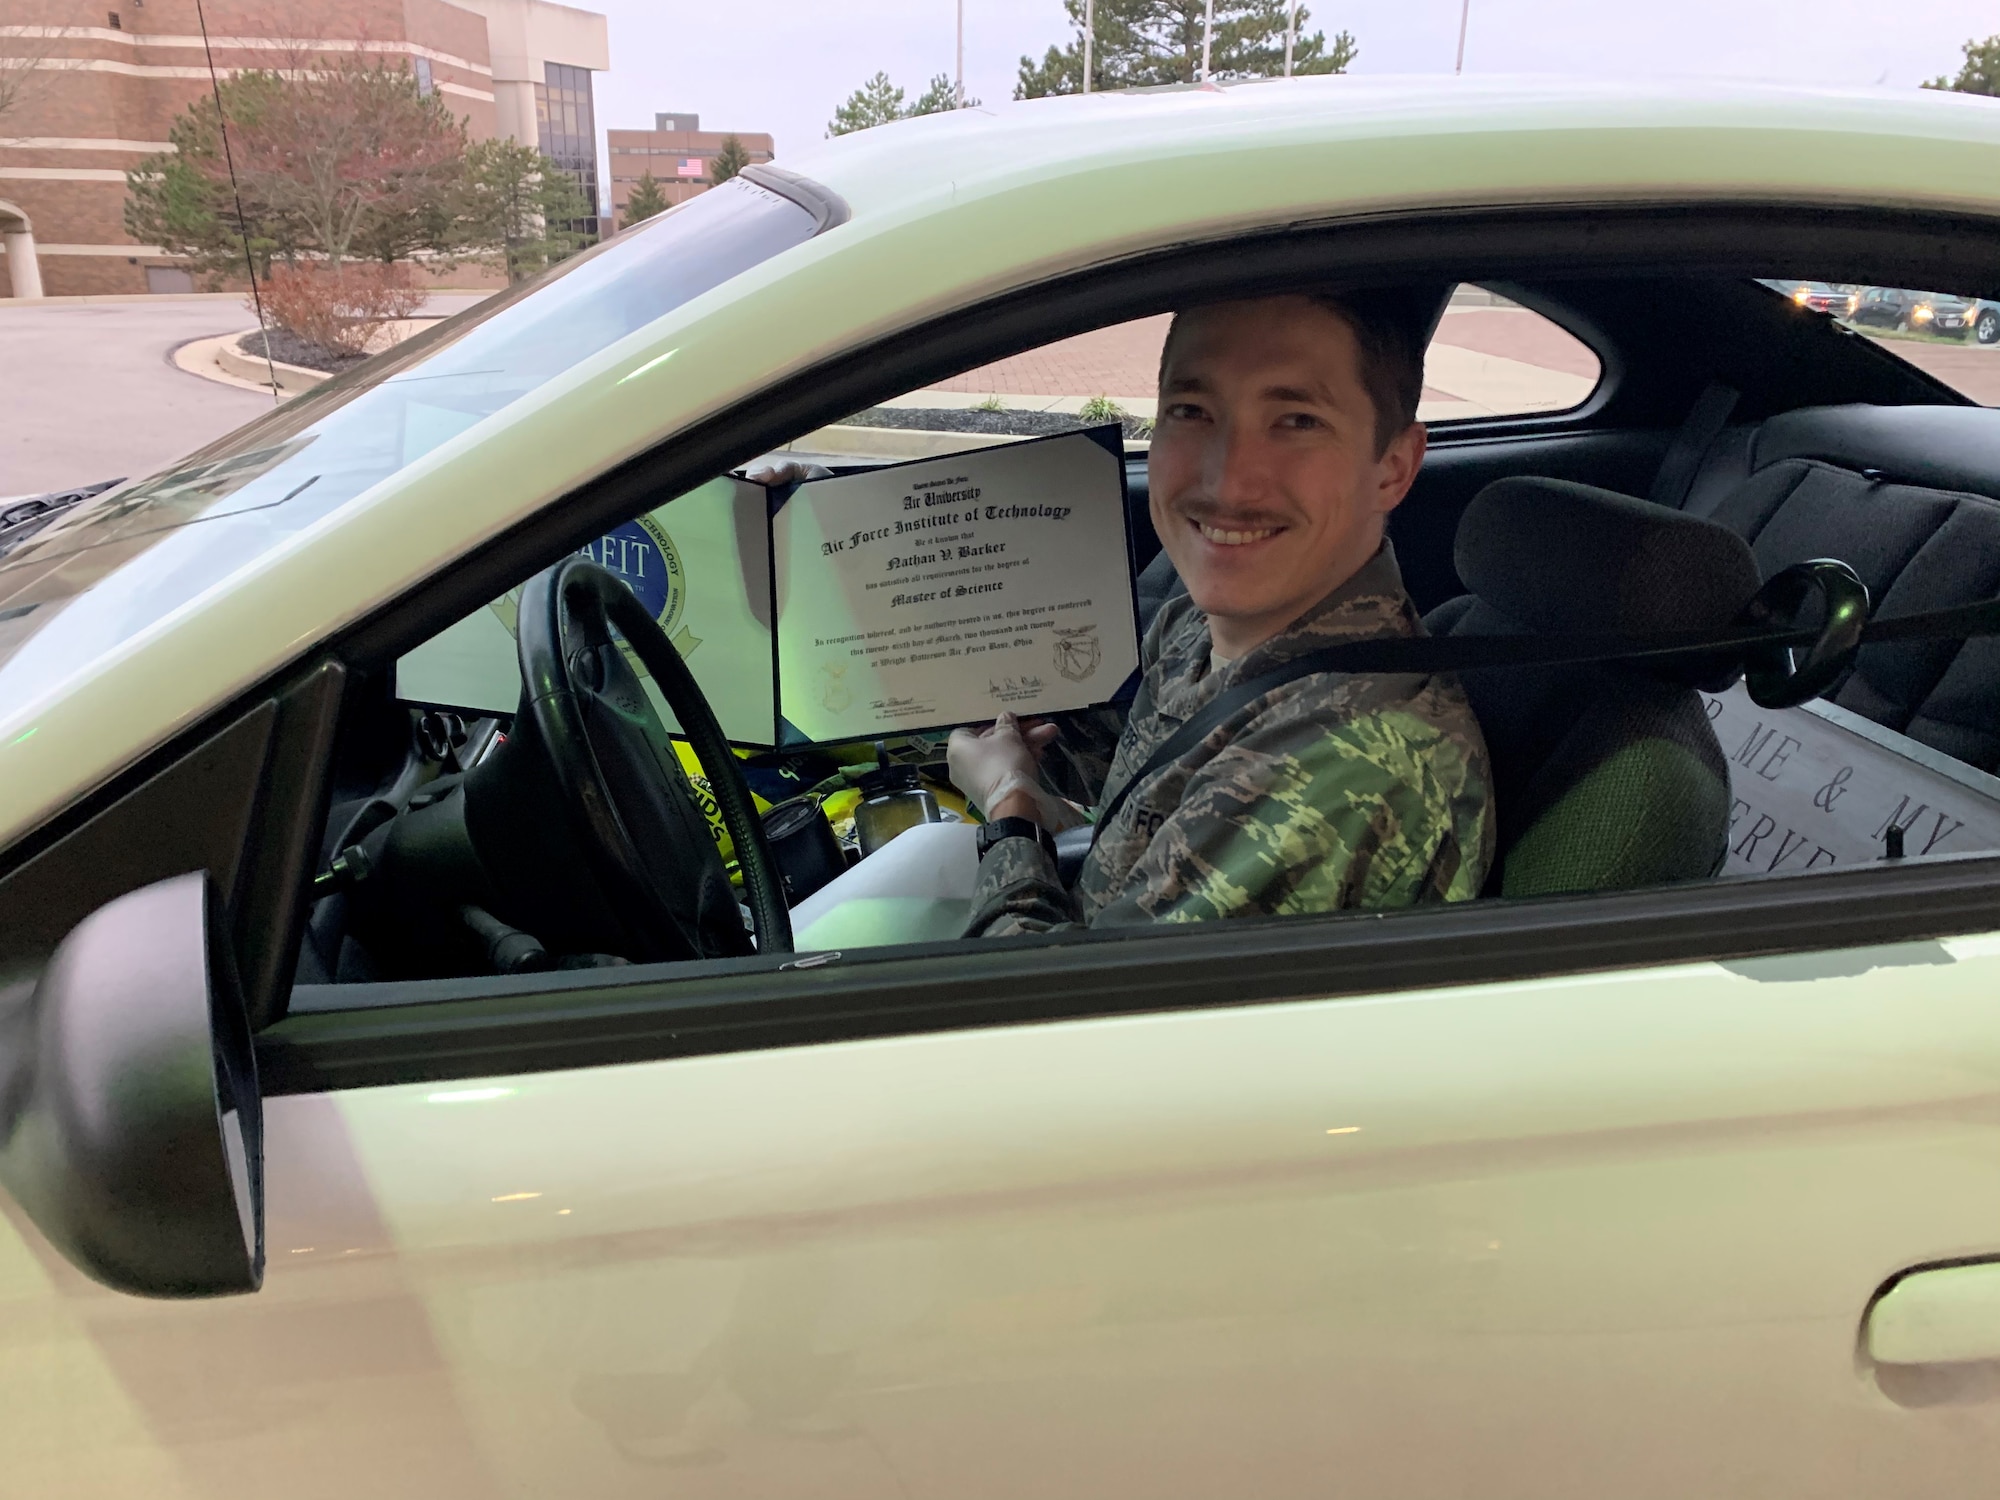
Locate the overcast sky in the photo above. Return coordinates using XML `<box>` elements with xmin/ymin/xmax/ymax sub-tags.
<box><xmin>586</xmin><ymin>0</ymin><xmax>2000</xmax><ymax>167</ymax></box>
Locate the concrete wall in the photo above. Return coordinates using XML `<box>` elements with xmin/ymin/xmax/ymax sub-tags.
<box><xmin>445</xmin><ymin>0</ymin><xmax>607</xmax><ymax>148</ymax></box>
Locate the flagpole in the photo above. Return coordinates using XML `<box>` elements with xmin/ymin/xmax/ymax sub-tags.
<box><xmin>1083</xmin><ymin>0</ymin><xmax>1094</xmax><ymax>93</ymax></box>
<box><xmin>1201</xmin><ymin>0</ymin><xmax>1214</xmax><ymax>82</ymax></box>
<box><xmin>1455</xmin><ymin>0</ymin><xmax>1470</xmax><ymax>74</ymax></box>
<box><xmin>1285</xmin><ymin>0</ymin><xmax>1297</xmax><ymax>76</ymax></box>
<box><xmin>956</xmin><ymin>0</ymin><xmax>965</xmax><ymax>105</ymax></box>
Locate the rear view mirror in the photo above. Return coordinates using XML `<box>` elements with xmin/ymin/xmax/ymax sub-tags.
<box><xmin>0</xmin><ymin>873</ymin><xmax>263</xmax><ymax>1297</ymax></box>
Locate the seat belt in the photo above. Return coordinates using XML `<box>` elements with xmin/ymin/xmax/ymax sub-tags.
<box><xmin>1648</xmin><ymin>382</ymin><xmax>1740</xmax><ymax>510</ymax></box>
<box><xmin>1084</xmin><ymin>574</ymin><xmax>2000</xmax><ymax>854</ymax></box>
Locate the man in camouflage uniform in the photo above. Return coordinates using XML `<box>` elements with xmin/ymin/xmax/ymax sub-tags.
<box><xmin>952</xmin><ymin>292</ymin><xmax>1494</xmax><ymax>936</ymax></box>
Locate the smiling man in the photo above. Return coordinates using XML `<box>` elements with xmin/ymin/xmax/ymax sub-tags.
<box><xmin>952</xmin><ymin>292</ymin><xmax>1496</xmax><ymax>935</ymax></box>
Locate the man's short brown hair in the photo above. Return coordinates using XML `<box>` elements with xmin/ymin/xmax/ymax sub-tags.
<box><xmin>1158</xmin><ymin>291</ymin><xmax>1429</xmax><ymax>455</ymax></box>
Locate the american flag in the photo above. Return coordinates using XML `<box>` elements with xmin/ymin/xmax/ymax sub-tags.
<box><xmin>675</xmin><ymin>158</ymin><xmax>704</xmax><ymax>179</ymax></box>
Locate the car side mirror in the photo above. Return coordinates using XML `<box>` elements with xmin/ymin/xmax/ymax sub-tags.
<box><xmin>0</xmin><ymin>872</ymin><xmax>263</xmax><ymax>1297</ymax></box>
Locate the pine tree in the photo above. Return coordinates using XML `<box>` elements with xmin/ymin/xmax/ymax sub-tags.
<box><xmin>1017</xmin><ymin>0</ymin><xmax>1355</xmax><ymax>97</ymax></box>
<box><xmin>827</xmin><ymin>72</ymin><xmax>908</xmax><ymax>136</ymax></box>
<box><xmin>910</xmin><ymin>73</ymin><xmax>980</xmax><ymax>114</ymax></box>
<box><xmin>460</xmin><ymin>138</ymin><xmax>594</xmax><ymax>283</ymax></box>
<box><xmin>621</xmin><ymin>169</ymin><xmax>668</xmax><ymax>227</ymax></box>
<box><xmin>1927</xmin><ymin>36</ymin><xmax>2000</xmax><ymax>95</ymax></box>
<box><xmin>710</xmin><ymin>134</ymin><xmax>751</xmax><ymax>184</ymax></box>
<box><xmin>828</xmin><ymin>71</ymin><xmax>977</xmax><ymax>137</ymax></box>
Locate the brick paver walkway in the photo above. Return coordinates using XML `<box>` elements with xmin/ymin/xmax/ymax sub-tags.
<box><xmin>927</xmin><ymin>308</ymin><xmax>1601</xmax><ymax>408</ymax></box>
<box><xmin>1869</xmin><ymin>337</ymin><xmax>2000</xmax><ymax>404</ymax></box>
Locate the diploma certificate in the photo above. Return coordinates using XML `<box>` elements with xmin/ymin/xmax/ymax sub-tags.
<box><xmin>773</xmin><ymin>428</ymin><xmax>1138</xmax><ymax>743</ymax></box>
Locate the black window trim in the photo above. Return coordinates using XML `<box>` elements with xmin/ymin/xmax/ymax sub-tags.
<box><xmin>262</xmin><ymin>850</ymin><xmax>2000</xmax><ymax>1094</ymax></box>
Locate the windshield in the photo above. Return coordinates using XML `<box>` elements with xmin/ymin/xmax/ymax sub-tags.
<box><xmin>0</xmin><ymin>174</ymin><xmax>824</xmax><ymax>718</ymax></box>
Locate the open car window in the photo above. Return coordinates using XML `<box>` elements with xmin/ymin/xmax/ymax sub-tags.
<box><xmin>768</xmin><ymin>289</ymin><xmax>1602</xmax><ymax>468</ymax></box>
<box><xmin>314</xmin><ymin>269</ymin><xmax>2000</xmax><ymax>1004</ymax></box>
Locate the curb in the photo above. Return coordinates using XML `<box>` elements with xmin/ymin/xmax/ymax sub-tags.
<box><xmin>169</xmin><ymin>330</ymin><xmax>289</xmax><ymax>396</ymax></box>
<box><xmin>216</xmin><ymin>337</ymin><xmax>328</xmax><ymax>393</ymax></box>
<box><xmin>0</xmin><ymin>292</ymin><xmax>248</xmax><ymax>308</ymax></box>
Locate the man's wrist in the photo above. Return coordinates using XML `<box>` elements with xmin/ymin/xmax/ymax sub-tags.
<box><xmin>976</xmin><ymin>815</ymin><xmax>1057</xmax><ymax>863</ymax></box>
<box><xmin>984</xmin><ymin>788</ymin><xmax>1043</xmax><ymax>823</ymax></box>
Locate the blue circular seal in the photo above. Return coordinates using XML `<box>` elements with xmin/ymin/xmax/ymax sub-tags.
<box><xmin>579</xmin><ymin>515</ymin><xmax>686</xmax><ymax>635</ymax></box>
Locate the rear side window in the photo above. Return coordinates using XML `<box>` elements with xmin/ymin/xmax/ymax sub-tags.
<box><xmin>1788</xmin><ymin>282</ymin><xmax>2000</xmax><ymax>404</ymax></box>
<box><xmin>1422</xmin><ymin>286</ymin><xmax>1601</xmax><ymax>421</ymax></box>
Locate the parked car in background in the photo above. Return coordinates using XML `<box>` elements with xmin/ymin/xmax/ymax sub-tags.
<box><xmin>1975</xmin><ymin>298</ymin><xmax>2000</xmax><ymax>344</ymax></box>
<box><xmin>1788</xmin><ymin>280</ymin><xmax>1860</xmax><ymax>315</ymax></box>
<box><xmin>1850</xmin><ymin>285</ymin><xmax>1978</xmax><ymax>338</ymax></box>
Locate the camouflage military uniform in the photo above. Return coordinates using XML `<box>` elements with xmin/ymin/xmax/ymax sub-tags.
<box><xmin>964</xmin><ymin>543</ymin><xmax>1495</xmax><ymax>936</ymax></box>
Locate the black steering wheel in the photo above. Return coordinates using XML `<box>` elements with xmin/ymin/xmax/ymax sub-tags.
<box><xmin>513</xmin><ymin>556</ymin><xmax>791</xmax><ymax>961</ymax></box>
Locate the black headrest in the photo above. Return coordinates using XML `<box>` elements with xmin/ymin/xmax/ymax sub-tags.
<box><xmin>1753</xmin><ymin>403</ymin><xmax>2000</xmax><ymax>501</ymax></box>
<box><xmin>1456</xmin><ymin>477</ymin><xmax>1760</xmax><ymax>634</ymax></box>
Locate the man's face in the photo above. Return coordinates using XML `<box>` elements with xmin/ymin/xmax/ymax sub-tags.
<box><xmin>1148</xmin><ymin>297</ymin><xmax>1426</xmax><ymax>655</ymax></box>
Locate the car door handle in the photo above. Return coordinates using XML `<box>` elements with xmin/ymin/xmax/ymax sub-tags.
<box><xmin>1868</xmin><ymin>1260</ymin><xmax>2000</xmax><ymax>1366</ymax></box>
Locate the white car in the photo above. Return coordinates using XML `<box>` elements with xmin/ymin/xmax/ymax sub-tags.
<box><xmin>9</xmin><ymin>77</ymin><xmax>2000</xmax><ymax>1496</ymax></box>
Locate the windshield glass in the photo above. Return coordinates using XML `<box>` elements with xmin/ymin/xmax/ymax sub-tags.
<box><xmin>0</xmin><ymin>175</ymin><xmax>822</xmax><ymax>718</ymax></box>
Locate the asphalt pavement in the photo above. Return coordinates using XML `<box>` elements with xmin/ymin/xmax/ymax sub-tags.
<box><xmin>0</xmin><ymin>294</ymin><xmax>488</xmax><ymax>500</ymax></box>
<box><xmin>0</xmin><ymin>297</ymin><xmax>275</xmax><ymax>498</ymax></box>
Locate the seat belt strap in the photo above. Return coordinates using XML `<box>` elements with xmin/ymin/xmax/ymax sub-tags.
<box><xmin>1086</xmin><ymin>588</ymin><xmax>2000</xmax><ymax>852</ymax></box>
<box><xmin>1648</xmin><ymin>382</ymin><xmax>1740</xmax><ymax>509</ymax></box>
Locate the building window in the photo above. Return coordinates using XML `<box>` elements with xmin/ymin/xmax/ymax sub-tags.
<box><xmin>413</xmin><ymin>57</ymin><xmax>434</xmax><ymax>97</ymax></box>
<box><xmin>537</xmin><ymin>61</ymin><xmax>600</xmax><ymax>228</ymax></box>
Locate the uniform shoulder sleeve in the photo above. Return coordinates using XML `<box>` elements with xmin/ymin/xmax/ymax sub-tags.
<box><xmin>1083</xmin><ymin>700</ymin><xmax>1491</xmax><ymax>926</ymax></box>
<box><xmin>963</xmin><ymin>833</ymin><xmax>1082</xmax><ymax>938</ymax></box>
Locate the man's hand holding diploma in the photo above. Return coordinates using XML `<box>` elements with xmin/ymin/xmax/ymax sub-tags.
<box><xmin>948</xmin><ymin>713</ymin><xmax>1087</xmax><ymax>831</ymax></box>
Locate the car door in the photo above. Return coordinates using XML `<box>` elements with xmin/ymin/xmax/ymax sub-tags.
<box><xmin>9</xmin><ymin>840</ymin><xmax>2000</xmax><ymax>1498</ymax></box>
<box><xmin>18</xmin><ymin>206</ymin><xmax>2000</xmax><ymax>1496</ymax></box>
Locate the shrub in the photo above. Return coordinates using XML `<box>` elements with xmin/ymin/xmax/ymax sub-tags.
<box><xmin>1076</xmin><ymin>394</ymin><xmax>1127</xmax><ymax>424</ymax></box>
<box><xmin>255</xmin><ymin>261</ymin><xmax>426</xmax><ymax>356</ymax></box>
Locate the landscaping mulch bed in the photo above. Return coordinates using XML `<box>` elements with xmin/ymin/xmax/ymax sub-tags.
<box><xmin>237</xmin><ymin>328</ymin><xmax>368</xmax><ymax>374</ymax></box>
<box><xmin>840</xmin><ymin>405</ymin><xmax>1153</xmax><ymax>441</ymax></box>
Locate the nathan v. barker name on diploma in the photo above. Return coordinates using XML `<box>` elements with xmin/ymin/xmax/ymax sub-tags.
<box><xmin>774</xmin><ymin>427</ymin><xmax>1139</xmax><ymax>744</ymax></box>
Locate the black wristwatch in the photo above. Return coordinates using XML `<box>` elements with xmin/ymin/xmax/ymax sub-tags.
<box><xmin>976</xmin><ymin>815</ymin><xmax>1057</xmax><ymax>862</ymax></box>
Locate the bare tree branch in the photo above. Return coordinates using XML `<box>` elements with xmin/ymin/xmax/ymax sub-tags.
<box><xmin>0</xmin><ymin>25</ymin><xmax>67</xmax><ymax>141</ymax></box>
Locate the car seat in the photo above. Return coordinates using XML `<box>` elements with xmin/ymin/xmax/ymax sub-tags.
<box><xmin>1424</xmin><ymin>477</ymin><xmax>1763</xmax><ymax>898</ymax></box>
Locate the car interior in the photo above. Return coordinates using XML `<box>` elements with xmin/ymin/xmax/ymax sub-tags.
<box><xmin>290</xmin><ymin>266</ymin><xmax>2000</xmax><ymax>999</ymax></box>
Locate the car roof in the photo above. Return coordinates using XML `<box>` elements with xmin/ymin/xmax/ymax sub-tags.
<box><xmin>785</xmin><ymin>74</ymin><xmax>2000</xmax><ymax>227</ymax></box>
<box><xmin>11</xmin><ymin>76</ymin><xmax>2000</xmax><ymax>851</ymax></box>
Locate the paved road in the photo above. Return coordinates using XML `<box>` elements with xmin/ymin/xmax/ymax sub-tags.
<box><xmin>0</xmin><ymin>298</ymin><xmax>273</xmax><ymax>497</ymax></box>
<box><xmin>0</xmin><ymin>294</ymin><xmax>488</xmax><ymax>499</ymax></box>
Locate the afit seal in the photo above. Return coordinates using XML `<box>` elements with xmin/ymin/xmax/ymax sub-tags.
<box><xmin>1051</xmin><ymin>623</ymin><xmax>1102</xmax><ymax>682</ymax></box>
<box><xmin>578</xmin><ymin>513</ymin><xmax>688</xmax><ymax>641</ymax></box>
<box><xmin>576</xmin><ymin>512</ymin><xmax>703</xmax><ymax>659</ymax></box>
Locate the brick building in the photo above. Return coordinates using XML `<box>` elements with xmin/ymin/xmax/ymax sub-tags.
<box><xmin>0</xmin><ymin>0</ymin><xmax>607</xmax><ymax>297</ymax></box>
<box><xmin>607</xmin><ymin>113</ymin><xmax>775</xmax><ymax>228</ymax></box>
